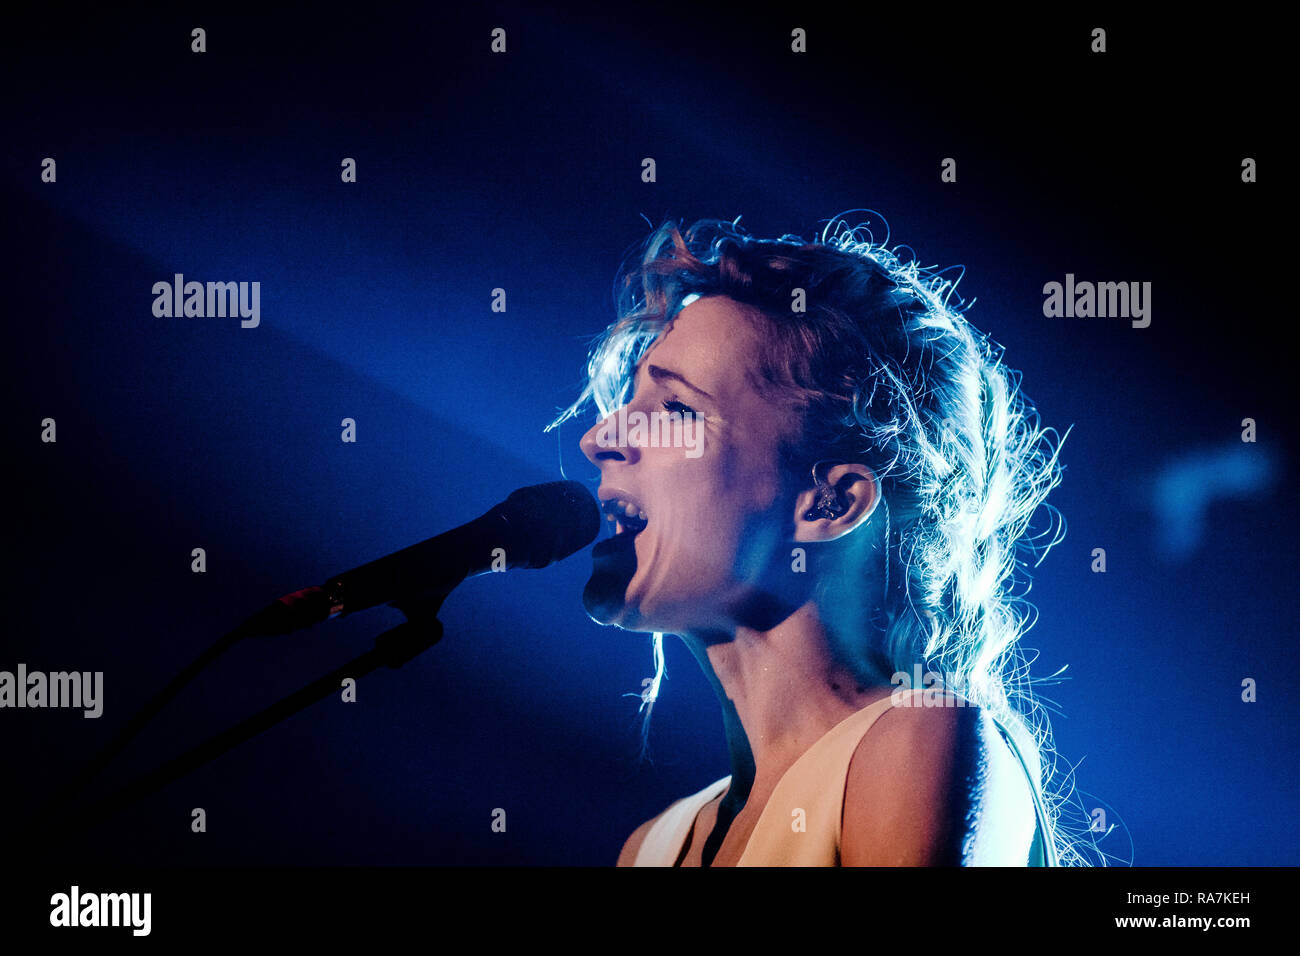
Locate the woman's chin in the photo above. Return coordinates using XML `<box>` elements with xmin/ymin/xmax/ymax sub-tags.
<box><xmin>583</xmin><ymin>578</ymin><xmax>658</xmax><ymax>631</ymax></box>
<box><xmin>582</xmin><ymin>569</ymin><xmax>638</xmax><ymax>627</ymax></box>
<box><xmin>582</xmin><ymin>589</ymin><xmax>629</xmax><ymax>626</ymax></box>
<box><xmin>584</xmin><ymin>531</ymin><xmax>643</xmax><ymax>626</ymax></box>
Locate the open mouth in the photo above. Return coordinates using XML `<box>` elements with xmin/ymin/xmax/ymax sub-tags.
<box><xmin>587</xmin><ymin>494</ymin><xmax>646</xmax><ymax>619</ymax></box>
<box><xmin>601</xmin><ymin>496</ymin><xmax>648</xmax><ymax>536</ymax></box>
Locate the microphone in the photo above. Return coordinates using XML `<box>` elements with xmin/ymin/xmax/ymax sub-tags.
<box><xmin>237</xmin><ymin>481</ymin><xmax>600</xmax><ymax>637</ymax></box>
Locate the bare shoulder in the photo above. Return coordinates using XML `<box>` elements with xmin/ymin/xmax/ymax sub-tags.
<box><xmin>841</xmin><ymin>693</ymin><xmax>1036</xmax><ymax>866</ymax></box>
<box><xmin>616</xmin><ymin>811</ymin><xmax>664</xmax><ymax>867</ymax></box>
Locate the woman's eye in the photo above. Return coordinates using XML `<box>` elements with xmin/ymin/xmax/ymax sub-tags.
<box><xmin>662</xmin><ymin>399</ymin><xmax>698</xmax><ymax>419</ymax></box>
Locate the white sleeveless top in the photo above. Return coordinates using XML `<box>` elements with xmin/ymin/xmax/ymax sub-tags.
<box><xmin>633</xmin><ymin>688</ymin><xmax>1052</xmax><ymax>865</ymax></box>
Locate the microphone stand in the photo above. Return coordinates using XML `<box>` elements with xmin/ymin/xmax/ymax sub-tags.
<box><xmin>33</xmin><ymin>588</ymin><xmax>451</xmax><ymax>851</ymax></box>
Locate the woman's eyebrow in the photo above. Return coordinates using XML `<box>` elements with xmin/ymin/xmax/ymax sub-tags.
<box><xmin>644</xmin><ymin>363</ymin><xmax>715</xmax><ymax>400</ymax></box>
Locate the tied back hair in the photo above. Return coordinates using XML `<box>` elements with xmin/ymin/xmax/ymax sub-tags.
<box><xmin>551</xmin><ymin>213</ymin><xmax>1107</xmax><ymax>865</ymax></box>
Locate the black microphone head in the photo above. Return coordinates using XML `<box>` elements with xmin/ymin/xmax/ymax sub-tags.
<box><xmin>498</xmin><ymin>480</ymin><xmax>601</xmax><ymax>569</ymax></box>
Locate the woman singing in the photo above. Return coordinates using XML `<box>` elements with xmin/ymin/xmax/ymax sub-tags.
<box><xmin>551</xmin><ymin>215</ymin><xmax>1077</xmax><ymax>866</ymax></box>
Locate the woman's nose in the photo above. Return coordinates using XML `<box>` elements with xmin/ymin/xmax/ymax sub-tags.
<box><xmin>580</xmin><ymin>411</ymin><xmax>638</xmax><ymax>466</ymax></box>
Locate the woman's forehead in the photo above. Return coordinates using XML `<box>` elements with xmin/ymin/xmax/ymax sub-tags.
<box><xmin>643</xmin><ymin>296</ymin><xmax>765</xmax><ymax>399</ymax></box>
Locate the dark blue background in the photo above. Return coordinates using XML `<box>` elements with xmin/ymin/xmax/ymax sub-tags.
<box><xmin>2</xmin><ymin>6</ymin><xmax>1291</xmax><ymax>865</ymax></box>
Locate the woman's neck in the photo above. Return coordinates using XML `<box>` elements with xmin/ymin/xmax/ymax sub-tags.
<box><xmin>681</xmin><ymin>601</ymin><xmax>892</xmax><ymax>815</ymax></box>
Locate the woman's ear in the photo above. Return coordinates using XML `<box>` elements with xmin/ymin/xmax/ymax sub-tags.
<box><xmin>793</xmin><ymin>463</ymin><xmax>879</xmax><ymax>543</ymax></box>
